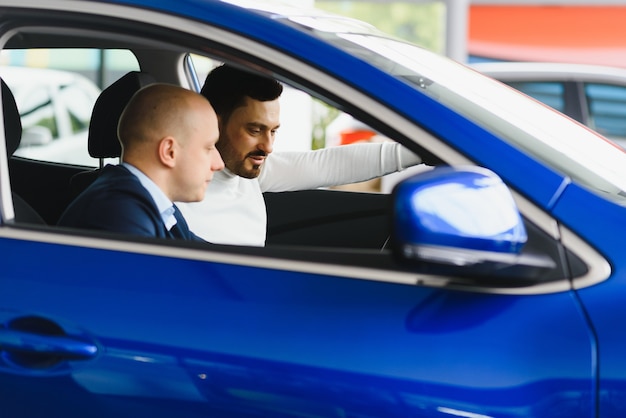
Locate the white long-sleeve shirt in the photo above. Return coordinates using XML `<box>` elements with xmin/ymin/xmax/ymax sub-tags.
<box><xmin>177</xmin><ymin>142</ymin><xmax>421</xmax><ymax>246</ymax></box>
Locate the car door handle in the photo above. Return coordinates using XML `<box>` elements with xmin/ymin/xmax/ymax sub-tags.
<box><xmin>0</xmin><ymin>328</ymin><xmax>98</xmax><ymax>360</ymax></box>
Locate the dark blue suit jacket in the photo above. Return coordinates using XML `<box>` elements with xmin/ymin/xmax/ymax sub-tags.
<box><xmin>58</xmin><ymin>164</ymin><xmax>203</xmax><ymax>241</ymax></box>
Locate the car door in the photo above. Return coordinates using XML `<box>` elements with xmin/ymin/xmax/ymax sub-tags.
<box><xmin>0</xmin><ymin>229</ymin><xmax>597</xmax><ymax>417</ymax></box>
<box><xmin>0</xmin><ymin>2</ymin><xmax>599</xmax><ymax>417</ymax></box>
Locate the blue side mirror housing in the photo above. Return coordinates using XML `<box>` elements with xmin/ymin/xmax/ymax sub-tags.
<box><xmin>391</xmin><ymin>166</ymin><xmax>530</xmax><ymax>269</ymax></box>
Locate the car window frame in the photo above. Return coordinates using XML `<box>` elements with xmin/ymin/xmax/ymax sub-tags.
<box><xmin>0</xmin><ymin>3</ymin><xmax>609</xmax><ymax>295</ymax></box>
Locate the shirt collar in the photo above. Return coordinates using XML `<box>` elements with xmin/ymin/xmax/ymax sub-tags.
<box><xmin>122</xmin><ymin>162</ymin><xmax>177</xmax><ymax>229</ymax></box>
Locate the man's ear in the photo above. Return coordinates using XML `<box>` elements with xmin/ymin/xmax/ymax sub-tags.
<box><xmin>158</xmin><ymin>136</ymin><xmax>177</xmax><ymax>168</ymax></box>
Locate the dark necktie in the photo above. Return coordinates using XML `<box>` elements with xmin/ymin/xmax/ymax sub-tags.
<box><xmin>169</xmin><ymin>205</ymin><xmax>191</xmax><ymax>240</ymax></box>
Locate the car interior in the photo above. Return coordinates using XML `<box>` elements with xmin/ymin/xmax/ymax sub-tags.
<box><xmin>1</xmin><ymin>12</ymin><xmax>400</xmax><ymax>247</ymax></box>
<box><xmin>0</xmin><ymin>8</ymin><xmax>589</xmax><ymax>290</ymax></box>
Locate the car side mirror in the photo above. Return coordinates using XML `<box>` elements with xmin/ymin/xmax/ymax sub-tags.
<box><xmin>391</xmin><ymin>166</ymin><xmax>554</xmax><ymax>280</ymax></box>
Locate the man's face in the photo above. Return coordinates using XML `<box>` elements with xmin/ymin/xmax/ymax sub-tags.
<box><xmin>175</xmin><ymin>100</ymin><xmax>224</xmax><ymax>202</ymax></box>
<box><xmin>218</xmin><ymin>96</ymin><xmax>280</xmax><ymax>179</ymax></box>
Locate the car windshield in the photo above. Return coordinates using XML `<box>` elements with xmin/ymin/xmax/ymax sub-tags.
<box><xmin>287</xmin><ymin>15</ymin><xmax>626</xmax><ymax>198</ymax></box>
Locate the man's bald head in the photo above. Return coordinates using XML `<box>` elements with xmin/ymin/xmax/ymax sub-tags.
<box><xmin>116</xmin><ymin>83</ymin><xmax>223</xmax><ymax>202</ymax></box>
<box><xmin>118</xmin><ymin>83</ymin><xmax>205</xmax><ymax>157</ymax></box>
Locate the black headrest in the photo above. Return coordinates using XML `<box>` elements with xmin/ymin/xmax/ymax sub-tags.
<box><xmin>2</xmin><ymin>79</ymin><xmax>23</xmax><ymax>157</ymax></box>
<box><xmin>87</xmin><ymin>71</ymin><xmax>156</xmax><ymax>158</ymax></box>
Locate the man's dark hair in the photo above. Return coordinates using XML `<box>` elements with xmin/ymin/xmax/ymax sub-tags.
<box><xmin>200</xmin><ymin>64</ymin><xmax>283</xmax><ymax>122</ymax></box>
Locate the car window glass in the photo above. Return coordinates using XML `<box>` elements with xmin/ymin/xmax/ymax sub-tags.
<box><xmin>504</xmin><ymin>81</ymin><xmax>566</xmax><ymax>113</ymax></box>
<box><xmin>19</xmin><ymin>86</ymin><xmax>58</xmax><ymax>141</ymax></box>
<box><xmin>58</xmin><ymin>81</ymin><xmax>95</xmax><ymax>134</ymax></box>
<box><xmin>1</xmin><ymin>48</ymin><xmax>139</xmax><ymax>167</ymax></box>
<box><xmin>323</xmin><ymin>32</ymin><xmax>626</xmax><ymax>194</ymax></box>
<box><xmin>585</xmin><ymin>83</ymin><xmax>626</xmax><ymax>140</ymax></box>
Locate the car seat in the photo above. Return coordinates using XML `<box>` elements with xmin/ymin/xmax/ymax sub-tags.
<box><xmin>68</xmin><ymin>71</ymin><xmax>156</xmax><ymax>199</ymax></box>
<box><xmin>2</xmin><ymin>79</ymin><xmax>46</xmax><ymax>224</ymax></box>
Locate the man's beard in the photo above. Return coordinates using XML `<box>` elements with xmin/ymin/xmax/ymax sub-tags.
<box><xmin>231</xmin><ymin>150</ymin><xmax>267</xmax><ymax>179</ymax></box>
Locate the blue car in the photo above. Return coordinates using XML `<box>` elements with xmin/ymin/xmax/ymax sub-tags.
<box><xmin>1</xmin><ymin>1</ymin><xmax>625</xmax><ymax>417</ymax></box>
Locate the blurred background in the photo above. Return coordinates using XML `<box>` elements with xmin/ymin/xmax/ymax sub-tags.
<box><xmin>315</xmin><ymin>0</ymin><xmax>626</xmax><ymax>67</ymax></box>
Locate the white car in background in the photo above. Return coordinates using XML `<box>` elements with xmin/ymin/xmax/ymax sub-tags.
<box><xmin>0</xmin><ymin>66</ymin><xmax>101</xmax><ymax>166</ymax></box>
<box><xmin>471</xmin><ymin>61</ymin><xmax>626</xmax><ymax>149</ymax></box>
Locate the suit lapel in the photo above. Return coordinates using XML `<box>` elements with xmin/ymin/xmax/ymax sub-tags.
<box><xmin>170</xmin><ymin>204</ymin><xmax>191</xmax><ymax>239</ymax></box>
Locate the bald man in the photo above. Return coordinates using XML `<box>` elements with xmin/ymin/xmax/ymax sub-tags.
<box><xmin>58</xmin><ymin>83</ymin><xmax>224</xmax><ymax>240</ymax></box>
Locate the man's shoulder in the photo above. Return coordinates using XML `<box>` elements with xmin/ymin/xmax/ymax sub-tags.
<box><xmin>70</xmin><ymin>165</ymin><xmax>152</xmax><ymax>209</ymax></box>
<box><xmin>58</xmin><ymin>164</ymin><xmax>160</xmax><ymax>231</ymax></box>
<box><xmin>91</xmin><ymin>164</ymin><xmax>144</xmax><ymax>192</ymax></box>
<box><xmin>97</xmin><ymin>164</ymin><xmax>133</xmax><ymax>181</ymax></box>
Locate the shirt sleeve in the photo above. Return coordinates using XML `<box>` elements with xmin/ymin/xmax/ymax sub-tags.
<box><xmin>258</xmin><ymin>142</ymin><xmax>422</xmax><ymax>192</ymax></box>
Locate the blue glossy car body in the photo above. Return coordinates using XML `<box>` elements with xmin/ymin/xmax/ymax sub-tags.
<box><xmin>0</xmin><ymin>1</ymin><xmax>625</xmax><ymax>417</ymax></box>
